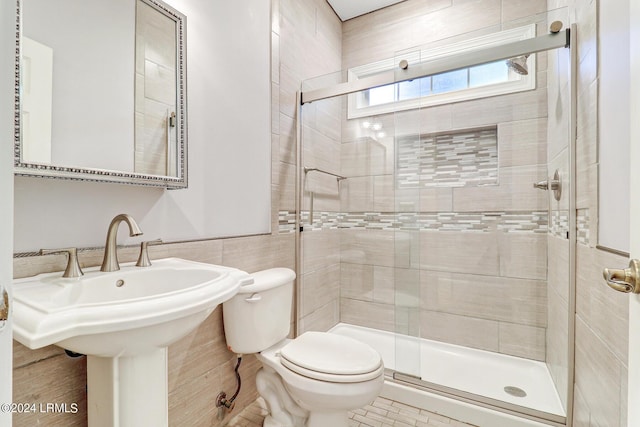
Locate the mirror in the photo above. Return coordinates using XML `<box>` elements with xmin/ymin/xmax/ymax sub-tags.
<box><xmin>14</xmin><ymin>0</ymin><xmax>188</xmax><ymax>188</ymax></box>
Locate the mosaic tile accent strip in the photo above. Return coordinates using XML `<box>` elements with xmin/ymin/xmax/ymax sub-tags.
<box><xmin>396</xmin><ymin>126</ymin><xmax>498</xmax><ymax>189</ymax></box>
<box><xmin>302</xmin><ymin>211</ymin><xmax>342</xmax><ymax>231</ymax></box>
<box><xmin>278</xmin><ymin>211</ymin><xmax>297</xmax><ymax>233</ymax></box>
<box><xmin>577</xmin><ymin>208</ymin><xmax>590</xmax><ymax>245</ymax></box>
<box><xmin>550</xmin><ymin>210</ymin><xmax>569</xmax><ymax>239</ymax></box>
<box><xmin>279</xmin><ymin>211</ymin><xmax>548</xmax><ymax>234</ymax></box>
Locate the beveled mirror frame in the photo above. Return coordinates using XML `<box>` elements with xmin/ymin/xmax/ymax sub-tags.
<box><xmin>13</xmin><ymin>0</ymin><xmax>188</xmax><ymax>188</ymax></box>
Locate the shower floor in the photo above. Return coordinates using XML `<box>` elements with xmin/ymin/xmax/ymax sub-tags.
<box><xmin>329</xmin><ymin>323</ymin><xmax>565</xmax><ymax>417</ymax></box>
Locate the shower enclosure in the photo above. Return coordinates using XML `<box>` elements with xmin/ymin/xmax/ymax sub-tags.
<box><xmin>294</xmin><ymin>10</ymin><xmax>575</xmax><ymax>427</ymax></box>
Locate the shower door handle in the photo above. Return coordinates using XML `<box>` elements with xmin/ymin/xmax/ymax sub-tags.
<box><xmin>532</xmin><ymin>169</ymin><xmax>562</xmax><ymax>201</ymax></box>
<box><xmin>533</xmin><ymin>180</ymin><xmax>550</xmax><ymax>190</ymax></box>
<box><xmin>603</xmin><ymin>259</ymin><xmax>640</xmax><ymax>293</ymax></box>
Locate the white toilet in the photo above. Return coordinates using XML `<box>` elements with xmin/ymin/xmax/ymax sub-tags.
<box><xmin>223</xmin><ymin>268</ymin><xmax>384</xmax><ymax>427</ymax></box>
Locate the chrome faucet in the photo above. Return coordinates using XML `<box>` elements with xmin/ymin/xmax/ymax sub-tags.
<box><xmin>100</xmin><ymin>214</ymin><xmax>143</xmax><ymax>272</ymax></box>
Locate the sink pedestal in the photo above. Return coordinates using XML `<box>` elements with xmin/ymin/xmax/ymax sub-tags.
<box><xmin>87</xmin><ymin>349</ymin><xmax>168</xmax><ymax>427</ymax></box>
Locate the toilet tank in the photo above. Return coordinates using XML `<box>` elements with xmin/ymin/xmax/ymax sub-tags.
<box><xmin>222</xmin><ymin>268</ymin><xmax>295</xmax><ymax>354</ymax></box>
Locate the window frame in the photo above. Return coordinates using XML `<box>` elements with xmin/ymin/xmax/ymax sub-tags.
<box><xmin>347</xmin><ymin>24</ymin><xmax>537</xmax><ymax>119</ymax></box>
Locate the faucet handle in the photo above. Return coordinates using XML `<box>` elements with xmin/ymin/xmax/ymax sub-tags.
<box><xmin>136</xmin><ymin>239</ymin><xmax>163</xmax><ymax>267</ymax></box>
<box><xmin>40</xmin><ymin>247</ymin><xmax>84</xmax><ymax>278</ymax></box>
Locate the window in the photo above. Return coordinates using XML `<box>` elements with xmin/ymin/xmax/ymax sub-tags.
<box><xmin>348</xmin><ymin>25</ymin><xmax>536</xmax><ymax>118</ymax></box>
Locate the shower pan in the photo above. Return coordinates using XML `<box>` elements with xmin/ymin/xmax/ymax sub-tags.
<box><xmin>295</xmin><ymin>11</ymin><xmax>576</xmax><ymax>427</ymax></box>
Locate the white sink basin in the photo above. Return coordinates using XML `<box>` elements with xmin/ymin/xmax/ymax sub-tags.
<box><xmin>12</xmin><ymin>257</ymin><xmax>253</xmax><ymax>357</ymax></box>
<box><xmin>13</xmin><ymin>257</ymin><xmax>253</xmax><ymax>426</ymax></box>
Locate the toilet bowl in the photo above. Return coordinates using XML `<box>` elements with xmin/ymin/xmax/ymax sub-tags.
<box><xmin>222</xmin><ymin>268</ymin><xmax>384</xmax><ymax>427</ymax></box>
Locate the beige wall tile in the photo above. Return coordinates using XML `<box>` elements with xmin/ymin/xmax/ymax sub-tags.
<box><xmin>572</xmin><ymin>384</ymin><xmax>591</xmax><ymax>427</ymax></box>
<box><xmin>303</xmin><ymin>170</ymin><xmax>341</xmax><ymax>213</ymax></box>
<box><xmin>574</xmin><ymin>317</ymin><xmax>622</xmax><ymax>427</ymax></box>
<box><xmin>341</xmin><ymin>176</ymin><xmax>374</xmax><ymax>212</ymax></box>
<box><xmin>452</xmin><ymin>164</ymin><xmax>548</xmax><ymax>212</ymax></box>
<box><xmin>279</xmin><ymin>117</ymin><xmax>296</xmax><ymax>166</ymax></box>
<box><xmin>278</xmin><ymin>161</ymin><xmax>296</xmax><ymax>211</ymax></box>
<box><xmin>501</xmin><ymin>0</ymin><xmax>546</xmax><ymax>22</ymax></box>
<box><xmin>373</xmin><ymin>175</ymin><xmax>394</xmax><ymax>212</ymax></box>
<box><xmin>419</xmin><ymin>187</ymin><xmax>454</xmax><ymax>212</ymax></box>
<box><xmin>498</xmin><ymin>118</ymin><xmax>547</xmax><ymax>168</ymax></box>
<box><xmin>498</xmin><ymin>232</ymin><xmax>547</xmax><ymax>280</ymax></box>
<box><xmin>420</xmin><ymin>230</ymin><xmax>499</xmax><ymax>275</ymax></box>
<box><xmin>344</xmin><ymin>0</ymin><xmax>503</xmax><ymax>69</ymax></box>
<box><xmin>13</xmin><ymin>353</ymin><xmax>87</xmax><ymax>427</ymax></box>
<box><xmin>314</xmin><ymin>97</ymin><xmax>342</xmax><ymax>142</ymax></box>
<box><xmin>576</xmin><ymin>245</ymin><xmax>629</xmax><ymax>364</ymax></box>
<box><xmin>575</xmin><ymin>0</ymin><xmax>597</xmax><ymax>65</ymax></box>
<box><xmin>548</xmin><ymin>234</ymin><xmax>570</xmax><ymax>303</ymax></box>
<box><xmin>420</xmin><ymin>309</ymin><xmax>500</xmax><ymax>352</ymax></box>
<box><xmin>163</xmin><ymin>239</ymin><xmax>224</xmax><ymax>265</ymax></box>
<box><xmin>576</xmin><ymin>81</ymin><xmax>598</xmax><ymax>212</ymax></box>
<box><xmin>272</xmin><ymin>84</ymin><xmax>280</xmax><ymax>137</ymax></box>
<box><xmin>548</xmin><ymin>147</ymin><xmax>569</xmax><ymax>212</ymax></box>
<box><xmin>301</xmin><ymin>263</ymin><xmax>340</xmax><ymax>317</ymax></box>
<box><xmin>341</xmin><ymin>262</ymin><xmax>374</xmax><ymax>301</ymax></box>
<box><xmin>168</xmin><ymin>308</ymin><xmax>231</xmax><ymax>393</ymax></box>
<box><xmin>576</xmin><ymin>78</ymin><xmax>598</xmax><ymax>175</ymax></box>
<box><xmin>223</xmin><ymin>233</ymin><xmax>295</xmax><ymax>274</ymax></box>
<box><xmin>546</xmin><ymin>286</ymin><xmax>569</xmax><ymax>411</ymax></box>
<box><xmin>547</xmin><ymin>72</ymin><xmax>571</xmax><ymax>162</ymax></box>
<box><xmin>303</xmin><ymin>125</ymin><xmax>341</xmax><ymax>173</ymax></box>
<box><xmin>421</xmin><ymin>270</ymin><xmax>547</xmax><ymax>327</ymax></box>
<box><xmin>451</xmin><ymin>87</ymin><xmax>547</xmax><ymax>130</ymax></box>
<box><xmin>341</xmin><ymin>229</ymin><xmax>406</xmax><ymax>268</ymax></box>
<box><xmin>394</xmin><ymin>105</ymin><xmax>453</xmax><ymax>138</ymax></box>
<box><xmin>302</xmin><ymin>229</ymin><xmax>340</xmax><ymax>273</ymax></box>
<box><xmin>13</xmin><ymin>341</ymin><xmax>61</xmax><ymax>369</ymax></box>
<box><xmin>341</xmin><ymin>298</ymin><xmax>396</xmax><ymax>332</ymax></box>
<box><xmin>498</xmin><ymin>322</ymin><xmax>546</xmax><ymax>361</ymax></box>
<box><xmin>373</xmin><ymin>266</ymin><xmax>396</xmax><ymax>304</ymax></box>
<box><xmin>169</xmin><ymin>355</ymin><xmax>262</xmax><ymax>427</ymax></box>
<box><xmin>278</xmin><ymin>64</ymin><xmax>300</xmax><ymax>120</ymax></box>
<box><xmin>341</xmin><ymin>137</ymin><xmax>393</xmax><ymax>178</ymax></box>
<box><xmin>300</xmin><ymin>299</ymin><xmax>340</xmax><ymax>333</ymax></box>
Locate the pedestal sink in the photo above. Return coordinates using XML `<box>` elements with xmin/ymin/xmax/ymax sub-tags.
<box><xmin>12</xmin><ymin>258</ymin><xmax>252</xmax><ymax>427</ymax></box>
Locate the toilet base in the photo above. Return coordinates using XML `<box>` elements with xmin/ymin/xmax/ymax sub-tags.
<box><xmin>257</xmin><ymin>368</ymin><xmax>307</xmax><ymax>427</ymax></box>
<box><xmin>256</xmin><ymin>366</ymin><xmax>360</xmax><ymax>427</ymax></box>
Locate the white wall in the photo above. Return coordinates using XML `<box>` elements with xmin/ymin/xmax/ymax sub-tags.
<box><xmin>13</xmin><ymin>0</ymin><xmax>272</xmax><ymax>252</ymax></box>
<box><xmin>0</xmin><ymin>0</ymin><xmax>15</xmax><ymax>424</ymax></box>
<box><xmin>598</xmin><ymin>0</ymin><xmax>630</xmax><ymax>252</ymax></box>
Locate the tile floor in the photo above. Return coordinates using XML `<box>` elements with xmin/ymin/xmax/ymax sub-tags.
<box><xmin>226</xmin><ymin>396</ymin><xmax>479</xmax><ymax>427</ymax></box>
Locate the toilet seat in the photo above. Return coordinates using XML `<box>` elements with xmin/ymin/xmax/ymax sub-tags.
<box><xmin>279</xmin><ymin>332</ymin><xmax>383</xmax><ymax>383</ymax></box>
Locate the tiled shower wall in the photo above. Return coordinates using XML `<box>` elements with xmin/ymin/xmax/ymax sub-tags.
<box><xmin>334</xmin><ymin>0</ymin><xmax>551</xmax><ymax>361</ymax></box>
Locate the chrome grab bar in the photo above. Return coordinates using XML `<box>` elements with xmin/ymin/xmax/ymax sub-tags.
<box><xmin>303</xmin><ymin>167</ymin><xmax>347</xmax><ymax>181</ymax></box>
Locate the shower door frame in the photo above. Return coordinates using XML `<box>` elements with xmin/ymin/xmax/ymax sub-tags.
<box><xmin>295</xmin><ymin>25</ymin><xmax>577</xmax><ymax>427</ymax></box>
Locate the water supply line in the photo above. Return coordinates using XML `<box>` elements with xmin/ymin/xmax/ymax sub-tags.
<box><xmin>216</xmin><ymin>356</ymin><xmax>243</xmax><ymax>416</ymax></box>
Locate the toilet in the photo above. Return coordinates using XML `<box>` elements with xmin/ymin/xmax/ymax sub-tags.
<box><xmin>222</xmin><ymin>268</ymin><xmax>384</xmax><ymax>427</ymax></box>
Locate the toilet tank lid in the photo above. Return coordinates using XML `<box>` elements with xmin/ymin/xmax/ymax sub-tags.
<box><xmin>236</xmin><ymin>268</ymin><xmax>296</xmax><ymax>294</ymax></box>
